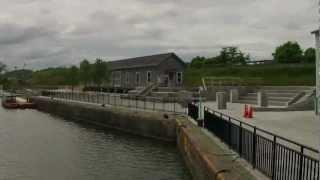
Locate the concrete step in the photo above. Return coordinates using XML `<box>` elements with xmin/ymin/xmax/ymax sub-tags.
<box><xmin>245</xmin><ymin>93</ymin><xmax>257</xmax><ymax>97</ymax></box>
<box><xmin>261</xmin><ymin>86</ymin><xmax>314</xmax><ymax>91</ymax></box>
<box><xmin>263</xmin><ymin>90</ymin><xmax>301</xmax><ymax>94</ymax></box>
<box><xmin>241</xmin><ymin>96</ymin><xmax>292</xmax><ymax>102</ymax></box>
<box><xmin>234</xmin><ymin>99</ymin><xmax>257</xmax><ymax>105</ymax></box>
<box><xmin>264</xmin><ymin>92</ymin><xmax>298</xmax><ymax>98</ymax></box>
<box><xmin>246</xmin><ymin>92</ymin><xmax>299</xmax><ymax>97</ymax></box>
<box><xmin>268</xmin><ymin>97</ymin><xmax>292</xmax><ymax>102</ymax></box>
<box><xmin>268</xmin><ymin>100</ymin><xmax>288</xmax><ymax>106</ymax></box>
<box><xmin>235</xmin><ymin>99</ymin><xmax>287</xmax><ymax>106</ymax></box>
<box><xmin>242</xmin><ymin>92</ymin><xmax>294</xmax><ymax>98</ymax></box>
<box><xmin>240</xmin><ymin>96</ymin><xmax>257</xmax><ymax>101</ymax></box>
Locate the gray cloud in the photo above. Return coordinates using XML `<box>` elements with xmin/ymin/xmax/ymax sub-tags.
<box><xmin>0</xmin><ymin>0</ymin><xmax>317</xmax><ymax>69</ymax></box>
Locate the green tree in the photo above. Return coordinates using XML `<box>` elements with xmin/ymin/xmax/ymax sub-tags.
<box><xmin>303</xmin><ymin>48</ymin><xmax>315</xmax><ymax>63</ymax></box>
<box><xmin>0</xmin><ymin>61</ymin><xmax>6</xmax><ymax>74</ymax></box>
<box><xmin>92</xmin><ymin>59</ymin><xmax>110</xmax><ymax>88</ymax></box>
<box><xmin>79</xmin><ymin>59</ymin><xmax>91</xmax><ymax>87</ymax></box>
<box><xmin>204</xmin><ymin>56</ymin><xmax>220</xmax><ymax>65</ymax></box>
<box><xmin>190</xmin><ymin>56</ymin><xmax>206</xmax><ymax>68</ymax></box>
<box><xmin>31</xmin><ymin>67</ymin><xmax>69</xmax><ymax>86</ymax></box>
<box><xmin>0</xmin><ymin>61</ymin><xmax>6</xmax><ymax>87</ymax></box>
<box><xmin>67</xmin><ymin>66</ymin><xmax>79</xmax><ymax>92</ymax></box>
<box><xmin>273</xmin><ymin>41</ymin><xmax>303</xmax><ymax>63</ymax></box>
<box><xmin>216</xmin><ymin>47</ymin><xmax>250</xmax><ymax>65</ymax></box>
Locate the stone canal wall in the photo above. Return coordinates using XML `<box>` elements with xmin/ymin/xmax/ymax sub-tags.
<box><xmin>32</xmin><ymin>97</ymin><xmax>176</xmax><ymax>142</ymax></box>
<box><xmin>32</xmin><ymin>97</ymin><xmax>256</xmax><ymax>180</ymax></box>
<box><xmin>176</xmin><ymin>118</ymin><xmax>256</xmax><ymax>180</ymax></box>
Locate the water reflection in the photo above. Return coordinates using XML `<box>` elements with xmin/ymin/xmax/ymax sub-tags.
<box><xmin>0</xmin><ymin>106</ymin><xmax>191</xmax><ymax>180</ymax></box>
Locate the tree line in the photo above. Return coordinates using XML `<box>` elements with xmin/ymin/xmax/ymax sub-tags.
<box><xmin>32</xmin><ymin>59</ymin><xmax>110</xmax><ymax>89</ymax></box>
<box><xmin>190</xmin><ymin>41</ymin><xmax>316</xmax><ymax>68</ymax></box>
<box><xmin>0</xmin><ymin>59</ymin><xmax>111</xmax><ymax>90</ymax></box>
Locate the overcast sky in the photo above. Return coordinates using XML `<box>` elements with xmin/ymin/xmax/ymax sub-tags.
<box><xmin>0</xmin><ymin>0</ymin><xmax>317</xmax><ymax>70</ymax></box>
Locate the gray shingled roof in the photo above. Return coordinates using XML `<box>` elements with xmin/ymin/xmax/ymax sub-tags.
<box><xmin>108</xmin><ymin>53</ymin><xmax>181</xmax><ymax>70</ymax></box>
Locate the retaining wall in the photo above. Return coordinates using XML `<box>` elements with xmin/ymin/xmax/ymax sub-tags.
<box><xmin>32</xmin><ymin>97</ymin><xmax>176</xmax><ymax>142</ymax></box>
<box><xmin>32</xmin><ymin>97</ymin><xmax>256</xmax><ymax>180</ymax></box>
<box><xmin>176</xmin><ymin>118</ymin><xmax>256</xmax><ymax>180</ymax></box>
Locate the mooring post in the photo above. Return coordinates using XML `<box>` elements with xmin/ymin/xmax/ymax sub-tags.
<box><xmin>216</xmin><ymin>92</ymin><xmax>227</xmax><ymax>110</ymax></box>
<box><xmin>197</xmin><ymin>87</ymin><xmax>204</xmax><ymax>127</ymax></box>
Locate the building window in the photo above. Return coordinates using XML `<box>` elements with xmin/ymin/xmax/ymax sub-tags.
<box><xmin>147</xmin><ymin>71</ymin><xmax>152</xmax><ymax>83</ymax></box>
<box><xmin>136</xmin><ymin>72</ymin><xmax>140</xmax><ymax>85</ymax></box>
<box><xmin>126</xmin><ymin>72</ymin><xmax>129</xmax><ymax>85</ymax></box>
<box><xmin>176</xmin><ymin>72</ymin><xmax>182</xmax><ymax>84</ymax></box>
<box><xmin>114</xmin><ymin>71</ymin><xmax>121</xmax><ymax>87</ymax></box>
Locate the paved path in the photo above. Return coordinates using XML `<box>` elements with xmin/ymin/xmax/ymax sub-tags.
<box><xmin>204</xmin><ymin>101</ymin><xmax>320</xmax><ymax>150</ymax></box>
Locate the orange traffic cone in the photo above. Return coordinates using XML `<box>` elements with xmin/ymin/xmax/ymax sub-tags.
<box><xmin>248</xmin><ymin>106</ymin><xmax>253</xmax><ymax>118</ymax></box>
<box><xmin>243</xmin><ymin>104</ymin><xmax>248</xmax><ymax>118</ymax></box>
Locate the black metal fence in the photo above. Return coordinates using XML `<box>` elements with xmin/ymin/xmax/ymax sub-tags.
<box><xmin>188</xmin><ymin>103</ymin><xmax>319</xmax><ymax>180</ymax></box>
<box><xmin>42</xmin><ymin>91</ymin><xmax>187</xmax><ymax>114</ymax></box>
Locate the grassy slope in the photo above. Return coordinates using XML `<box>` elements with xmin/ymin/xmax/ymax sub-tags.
<box><xmin>184</xmin><ymin>64</ymin><xmax>315</xmax><ymax>87</ymax></box>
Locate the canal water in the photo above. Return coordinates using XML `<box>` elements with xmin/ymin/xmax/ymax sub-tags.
<box><xmin>0</xmin><ymin>106</ymin><xmax>191</xmax><ymax>180</ymax></box>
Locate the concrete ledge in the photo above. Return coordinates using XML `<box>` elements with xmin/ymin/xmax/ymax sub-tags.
<box><xmin>253</xmin><ymin>106</ymin><xmax>312</xmax><ymax>112</ymax></box>
<box><xmin>176</xmin><ymin>118</ymin><xmax>256</xmax><ymax>180</ymax></box>
<box><xmin>32</xmin><ymin>97</ymin><xmax>177</xmax><ymax>142</ymax></box>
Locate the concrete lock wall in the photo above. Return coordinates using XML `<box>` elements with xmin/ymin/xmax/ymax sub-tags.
<box><xmin>32</xmin><ymin>97</ymin><xmax>177</xmax><ymax>142</ymax></box>
<box><xmin>32</xmin><ymin>97</ymin><xmax>256</xmax><ymax>180</ymax></box>
<box><xmin>176</xmin><ymin>118</ymin><xmax>256</xmax><ymax>180</ymax></box>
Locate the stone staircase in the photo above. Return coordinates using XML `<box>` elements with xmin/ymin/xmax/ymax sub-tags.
<box><xmin>128</xmin><ymin>83</ymin><xmax>159</xmax><ymax>96</ymax></box>
<box><xmin>236</xmin><ymin>86</ymin><xmax>314</xmax><ymax>107</ymax></box>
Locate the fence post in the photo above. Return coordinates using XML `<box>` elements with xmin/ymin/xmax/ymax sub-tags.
<box><xmin>252</xmin><ymin>127</ymin><xmax>257</xmax><ymax>169</ymax></box>
<box><xmin>239</xmin><ymin>122</ymin><xmax>243</xmax><ymax>157</ymax></box>
<box><xmin>173</xmin><ymin>97</ymin><xmax>176</xmax><ymax>112</ymax></box>
<box><xmin>298</xmin><ymin>146</ymin><xmax>304</xmax><ymax>180</ymax></box>
<box><xmin>272</xmin><ymin>136</ymin><xmax>277</xmax><ymax>180</ymax></box>
<box><xmin>97</xmin><ymin>93</ymin><xmax>99</xmax><ymax>104</ymax></box>
<box><xmin>135</xmin><ymin>96</ymin><xmax>138</xmax><ymax>109</ymax></box>
<box><xmin>228</xmin><ymin>117</ymin><xmax>232</xmax><ymax>148</ymax></box>
<box><xmin>162</xmin><ymin>98</ymin><xmax>165</xmax><ymax>111</ymax></box>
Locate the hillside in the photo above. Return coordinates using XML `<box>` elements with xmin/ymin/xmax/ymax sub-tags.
<box><xmin>184</xmin><ymin>63</ymin><xmax>315</xmax><ymax>87</ymax></box>
<box><xmin>4</xmin><ymin>69</ymin><xmax>33</xmax><ymax>81</ymax></box>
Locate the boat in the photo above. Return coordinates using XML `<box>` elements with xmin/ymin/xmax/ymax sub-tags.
<box><xmin>1</xmin><ymin>95</ymin><xmax>36</xmax><ymax>109</ymax></box>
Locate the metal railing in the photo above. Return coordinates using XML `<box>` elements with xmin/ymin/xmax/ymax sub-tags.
<box><xmin>202</xmin><ymin>77</ymin><xmax>263</xmax><ymax>90</ymax></box>
<box><xmin>41</xmin><ymin>91</ymin><xmax>187</xmax><ymax>114</ymax></box>
<box><xmin>188</xmin><ymin>103</ymin><xmax>319</xmax><ymax>180</ymax></box>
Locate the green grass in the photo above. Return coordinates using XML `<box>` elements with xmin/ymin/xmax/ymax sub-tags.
<box><xmin>184</xmin><ymin>64</ymin><xmax>315</xmax><ymax>87</ymax></box>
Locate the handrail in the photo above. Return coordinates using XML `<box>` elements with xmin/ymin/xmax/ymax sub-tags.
<box><xmin>204</xmin><ymin>106</ymin><xmax>319</xmax><ymax>153</ymax></box>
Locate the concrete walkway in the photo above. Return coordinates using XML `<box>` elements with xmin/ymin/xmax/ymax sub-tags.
<box><xmin>203</xmin><ymin>101</ymin><xmax>319</xmax><ymax>150</ymax></box>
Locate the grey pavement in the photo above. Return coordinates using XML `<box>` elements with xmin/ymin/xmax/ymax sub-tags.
<box><xmin>204</xmin><ymin>101</ymin><xmax>320</xmax><ymax>151</ymax></box>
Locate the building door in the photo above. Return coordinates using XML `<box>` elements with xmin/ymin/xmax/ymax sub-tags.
<box><xmin>113</xmin><ymin>71</ymin><xmax>121</xmax><ymax>87</ymax></box>
<box><xmin>136</xmin><ymin>72</ymin><xmax>140</xmax><ymax>86</ymax></box>
<box><xmin>168</xmin><ymin>72</ymin><xmax>175</xmax><ymax>87</ymax></box>
<box><xmin>162</xmin><ymin>75</ymin><xmax>169</xmax><ymax>87</ymax></box>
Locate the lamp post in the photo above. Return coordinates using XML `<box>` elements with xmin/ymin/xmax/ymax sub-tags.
<box><xmin>312</xmin><ymin>30</ymin><xmax>320</xmax><ymax>114</ymax></box>
<box><xmin>312</xmin><ymin>25</ymin><xmax>320</xmax><ymax>167</ymax></box>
